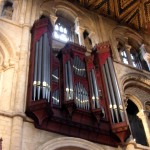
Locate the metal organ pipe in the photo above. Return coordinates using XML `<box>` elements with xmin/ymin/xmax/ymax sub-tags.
<box><xmin>65</xmin><ymin>63</ymin><xmax>69</xmax><ymax>100</ymax></box>
<box><xmin>32</xmin><ymin>33</ymin><xmax>51</xmax><ymax>102</ymax></box>
<box><xmin>102</xmin><ymin>66</ymin><xmax>115</xmax><ymax>123</ymax></box>
<box><xmin>74</xmin><ymin>82</ymin><xmax>90</xmax><ymax>110</ymax></box>
<box><xmin>91</xmin><ymin>69</ymin><xmax>100</xmax><ymax>108</ymax></box>
<box><xmin>104</xmin><ymin>62</ymin><xmax>120</xmax><ymax>123</ymax></box>
<box><xmin>73</xmin><ymin>56</ymin><xmax>86</xmax><ymax>77</ymax></box>
<box><xmin>89</xmin><ymin>72</ymin><xmax>96</xmax><ymax>109</ymax></box>
<box><xmin>37</xmin><ymin>36</ymin><xmax>43</xmax><ymax>100</ymax></box>
<box><xmin>33</xmin><ymin>42</ymin><xmax>39</xmax><ymax>100</ymax></box>
<box><xmin>107</xmin><ymin>58</ymin><xmax>124</xmax><ymax>122</ymax></box>
<box><xmin>89</xmin><ymin>69</ymin><xmax>100</xmax><ymax>109</ymax></box>
<box><xmin>68</xmin><ymin>61</ymin><xmax>73</xmax><ymax>99</ymax></box>
<box><xmin>46</xmin><ymin>35</ymin><xmax>51</xmax><ymax>102</ymax></box>
<box><xmin>42</xmin><ymin>33</ymin><xmax>47</xmax><ymax>99</ymax></box>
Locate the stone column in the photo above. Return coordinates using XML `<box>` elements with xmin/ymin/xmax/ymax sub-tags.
<box><xmin>137</xmin><ymin>110</ymin><xmax>150</xmax><ymax>146</ymax></box>
<box><xmin>12</xmin><ymin>0</ymin><xmax>19</xmax><ymax>21</ymax></box>
<box><xmin>15</xmin><ymin>0</ymin><xmax>32</xmax><ymax>113</ymax></box>
<box><xmin>0</xmin><ymin>0</ymin><xmax>4</xmax><ymax>16</ymax></box>
<box><xmin>11</xmin><ymin>0</ymin><xmax>32</xmax><ymax>149</ymax></box>
<box><xmin>19</xmin><ymin>0</ymin><xmax>27</xmax><ymax>24</ymax></box>
<box><xmin>143</xmin><ymin>53</ymin><xmax>150</xmax><ymax>71</ymax></box>
<box><xmin>140</xmin><ymin>44</ymin><xmax>150</xmax><ymax>71</ymax></box>
<box><xmin>10</xmin><ymin>117</ymin><xmax>23</xmax><ymax>150</ymax></box>
<box><xmin>75</xmin><ymin>26</ymin><xmax>85</xmax><ymax>46</ymax></box>
<box><xmin>50</xmin><ymin>14</ymin><xmax>58</xmax><ymax>28</ymax></box>
<box><xmin>125</xmin><ymin>44</ymin><xmax>133</xmax><ymax>66</ymax></box>
<box><xmin>75</xmin><ymin>17</ymin><xmax>85</xmax><ymax>46</ymax></box>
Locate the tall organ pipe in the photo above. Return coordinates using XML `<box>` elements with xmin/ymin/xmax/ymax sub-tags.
<box><xmin>89</xmin><ymin>72</ymin><xmax>95</xmax><ymax>109</ymax></box>
<box><xmin>102</xmin><ymin>66</ymin><xmax>115</xmax><ymax>123</ymax></box>
<box><xmin>65</xmin><ymin>63</ymin><xmax>69</xmax><ymax>100</ymax></box>
<box><xmin>91</xmin><ymin>69</ymin><xmax>100</xmax><ymax>108</ymax></box>
<box><xmin>37</xmin><ymin>36</ymin><xmax>43</xmax><ymax>100</ymax></box>
<box><xmin>105</xmin><ymin>62</ymin><xmax>119</xmax><ymax>123</ymax></box>
<box><xmin>68</xmin><ymin>61</ymin><xmax>73</xmax><ymax>99</ymax></box>
<box><xmin>33</xmin><ymin>41</ymin><xmax>39</xmax><ymax>100</ymax></box>
<box><xmin>45</xmin><ymin>33</ymin><xmax>50</xmax><ymax>101</ymax></box>
<box><xmin>42</xmin><ymin>33</ymin><xmax>47</xmax><ymax>99</ymax></box>
<box><xmin>107</xmin><ymin>58</ymin><xmax>124</xmax><ymax>122</ymax></box>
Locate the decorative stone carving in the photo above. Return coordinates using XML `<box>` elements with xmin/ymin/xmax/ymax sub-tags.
<box><xmin>122</xmin><ymin>73</ymin><xmax>150</xmax><ymax>88</ymax></box>
<box><xmin>2</xmin><ymin>2</ymin><xmax>13</xmax><ymax>19</ymax></box>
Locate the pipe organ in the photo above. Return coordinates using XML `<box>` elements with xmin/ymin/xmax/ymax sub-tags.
<box><xmin>26</xmin><ymin>18</ymin><xmax>130</xmax><ymax>147</ymax></box>
<box><xmin>33</xmin><ymin>33</ymin><xmax>51</xmax><ymax>101</ymax></box>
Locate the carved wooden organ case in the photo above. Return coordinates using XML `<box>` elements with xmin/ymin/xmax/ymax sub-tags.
<box><xmin>26</xmin><ymin>18</ymin><xmax>130</xmax><ymax>147</ymax></box>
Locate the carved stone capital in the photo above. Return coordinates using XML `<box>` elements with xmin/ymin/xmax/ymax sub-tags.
<box><xmin>125</xmin><ymin>44</ymin><xmax>131</xmax><ymax>51</ymax></box>
<box><xmin>143</xmin><ymin>52</ymin><xmax>150</xmax><ymax>62</ymax></box>
<box><xmin>50</xmin><ymin>14</ymin><xmax>58</xmax><ymax>27</ymax></box>
<box><xmin>75</xmin><ymin>26</ymin><xmax>85</xmax><ymax>34</ymax></box>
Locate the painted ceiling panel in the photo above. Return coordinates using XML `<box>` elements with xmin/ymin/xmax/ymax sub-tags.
<box><xmin>70</xmin><ymin>0</ymin><xmax>150</xmax><ymax>33</ymax></box>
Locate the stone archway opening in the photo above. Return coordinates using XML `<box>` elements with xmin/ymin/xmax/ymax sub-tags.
<box><xmin>126</xmin><ymin>99</ymin><xmax>148</xmax><ymax>146</ymax></box>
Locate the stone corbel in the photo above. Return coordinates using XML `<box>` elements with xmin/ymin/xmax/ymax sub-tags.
<box><xmin>3</xmin><ymin>61</ymin><xmax>9</xmax><ymax>68</ymax></box>
<box><xmin>88</xmin><ymin>31</ymin><xmax>98</xmax><ymax>47</ymax></box>
<box><xmin>50</xmin><ymin>14</ymin><xmax>58</xmax><ymax>28</ymax></box>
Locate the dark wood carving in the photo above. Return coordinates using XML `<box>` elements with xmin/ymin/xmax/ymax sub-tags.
<box><xmin>26</xmin><ymin>18</ymin><xmax>130</xmax><ymax>147</ymax></box>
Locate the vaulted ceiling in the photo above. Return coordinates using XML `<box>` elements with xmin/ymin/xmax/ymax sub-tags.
<box><xmin>70</xmin><ymin>0</ymin><xmax>150</xmax><ymax>34</ymax></box>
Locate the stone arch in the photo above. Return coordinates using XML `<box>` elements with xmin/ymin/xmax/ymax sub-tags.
<box><xmin>39</xmin><ymin>0</ymin><xmax>95</xmax><ymax>33</ymax></box>
<box><xmin>121</xmin><ymin>73</ymin><xmax>150</xmax><ymax>92</ymax></box>
<box><xmin>121</xmin><ymin>73</ymin><xmax>150</xmax><ymax>145</ymax></box>
<box><xmin>37</xmin><ymin>137</ymin><xmax>104</xmax><ymax>150</ymax></box>
<box><xmin>125</xmin><ymin>94</ymin><xmax>143</xmax><ymax>111</ymax></box>
<box><xmin>0</xmin><ymin>28</ymin><xmax>16</xmax><ymax>68</ymax></box>
<box><xmin>110</xmin><ymin>25</ymin><xmax>143</xmax><ymax>60</ymax></box>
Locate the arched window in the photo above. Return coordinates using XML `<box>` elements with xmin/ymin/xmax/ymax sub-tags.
<box><xmin>120</xmin><ymin>50</ymin><xmax>128</xmax><ymax>64</ymax></box>
<box><xmin>118</xmin><ymin>42</ymin><xmax>149</xmax><ymax>71</ymax></box>
<box><xmin>130</xmin><ymin>48</ymin><xmax>142</xmax><ymax>69</ymax></box>
<box><xmin>54</xmin><ymin>22</ymin><xmax>69</xmax><ymax>42</ymax></box>
<box><xmin>127</xmin><ymin>100</ymin><xmax>148</xmax><ymax>146</ymax></box>
<box><xmin>1</xmin><ymin>1</ymin><xmax>13</xmax><ymax>19</ymax></box>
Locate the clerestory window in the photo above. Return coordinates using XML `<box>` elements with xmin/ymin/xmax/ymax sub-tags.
<box><xmin>53</xmin><ymin>23</ymin><xmax>69</xmax><ymax>42</ymax></box>
<box><xmin>120</xmin><ymin>50</ymin><xmax>129</xmax><ymax>64</ymax></box>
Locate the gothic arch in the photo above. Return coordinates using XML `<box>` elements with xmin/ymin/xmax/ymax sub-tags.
<box><xmin>37</xmin><ymin>137</ymin><xmax>104</xmax><ymax>150</ymax></box>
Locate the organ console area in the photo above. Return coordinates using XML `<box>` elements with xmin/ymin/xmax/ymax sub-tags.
<box><xmin>26</xmin><ymin>17</ymin><xmax>130</xmax><ymax>147</ymax></box>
